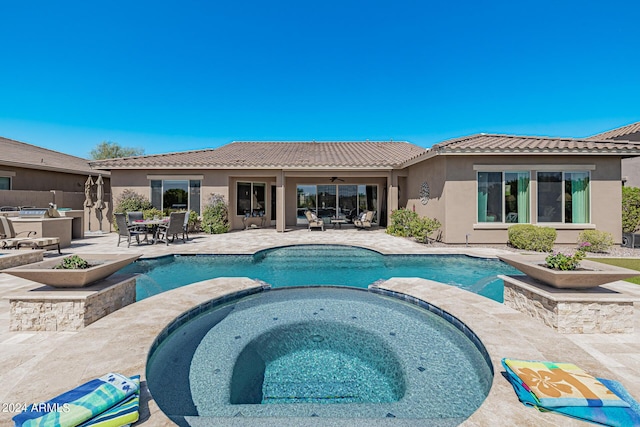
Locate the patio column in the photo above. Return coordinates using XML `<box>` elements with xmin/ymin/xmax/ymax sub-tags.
<box><xmin>276</xmin><ymin>171</ymin><xmax>285</xmax><ymax>232</ymax></box>
<box><xmin>388</xmin><ymin>172</ymin><xmax>398</xmax><ymax>216</ymax></box>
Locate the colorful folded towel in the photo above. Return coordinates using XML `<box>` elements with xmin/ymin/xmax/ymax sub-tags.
<box><xmin>503</xmin><ymin>359</ymin><xmax>640</xmax><ymax>427</ymax></box>
<box><xmin>13</xmin><ymin>373</ymin><xmax>139</xmax><ymax>427</ymax></box>
<box><xmin>79</xmin><ymin>376</ymin><xmax>140</xmax><ymax>427</ymax></box>
<box><xmin>502</xmin><ymin>358</ymin><xmax>629</xmax><ymax>408</ymax></box>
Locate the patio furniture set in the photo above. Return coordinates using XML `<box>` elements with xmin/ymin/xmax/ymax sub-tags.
<box><xmin>304</xmin><ymin>210</ymin><xmax>375</xmax><ymax>231</ymax></box>
<box><xmin>115</xmin><ymin>211</ymin><xmax>189</xmax><ymax>247</ymax></box>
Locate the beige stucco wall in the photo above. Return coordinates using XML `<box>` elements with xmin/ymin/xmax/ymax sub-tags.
<box><xmin>406</xmin><ymin>155</ymin><xmax>623</xmax><ymax>244</ymax></box>
<box><xmin>0</xmin><ymin>165</ymin><xmax>110</xmax><ymax>193</ymax></box>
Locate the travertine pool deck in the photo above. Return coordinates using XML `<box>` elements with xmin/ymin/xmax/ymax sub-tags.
<box><xmin>1</xmin><ymin>228</ymin><xmax>639</xmax><ymax>426</ymax></box>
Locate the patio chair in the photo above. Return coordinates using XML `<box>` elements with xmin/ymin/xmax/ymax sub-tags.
<box><xmin>354</xmin><ymin>210</ymin><xmax>374</xmax><ymax>229</ymax></box>
<box><xmin>126</xmin><ymin>211</ymin><xmax>146</xmax><ymax>233</ymax></box>
<box><xmin>304</xmin><ymin>210</ymin><xmax>324</xmax><ymax>231</ymax></box>
<box><xmin>0</xmin><ymin>216</ymin><xmax>61</xmax><ymax>253</ymax></box>
<box><xmin>156</xmin><ymin>211</ymin><xmax>187</xmax><ymax>245</ymax></box>
<box><xmin>182</xmin><ymin>210</ymin><xmax>190</xmax><ymax>241</ymax></box>
<box><xmin>115</xmin><ymin>213</ymin><xmax>149</xmax><ymax>247</ymax></box>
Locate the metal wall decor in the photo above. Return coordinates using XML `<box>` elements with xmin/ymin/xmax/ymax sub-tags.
<box><xmin>419</xmin><ymin>181</ymin><xmax>430</xmax><ymax>205</ymax></box>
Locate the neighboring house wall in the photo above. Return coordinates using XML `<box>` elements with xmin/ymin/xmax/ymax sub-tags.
<box><xmin>406</xmin><ymin>154</ymin><xmax>622</xmax><ymax>244</ymax></box>
<box><xmin>622</xmin><ymin>157</ymin><xmax>640</xmax><ymax>188</ymax></box>
<box><xmin>0</xmin><ymin>165</ymin><xmax>99</xmax><ymax>192</ymax></box>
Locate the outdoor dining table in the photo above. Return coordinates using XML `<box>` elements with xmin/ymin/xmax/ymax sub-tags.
<box><xmin>132</xmin><ymin>218</ymin><xmax>169</xmax><ymax>244</ymax></box>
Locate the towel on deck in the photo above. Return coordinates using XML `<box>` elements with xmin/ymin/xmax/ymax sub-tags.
<box><xmin>502</xmin><ymin>358</ymin><xmax>629</xmax><ymax>408</ymax></box>
<box><xmin>502</xmin><ymin>359</ymin><xmax>640</xmax><ymax>427</ymax></box>
<box><xmin>78</xmin><ymin>376</ymin><xmax>140</xmax><ymax>427</ymax></box>
<box><xmin>13</xmin><ymin>373</ymin><xmax>138</xmax><ymax>427</ymax></box>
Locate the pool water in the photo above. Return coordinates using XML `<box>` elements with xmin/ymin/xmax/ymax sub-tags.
<box><xmin>123</xmin><ymin>245</ymin><xmax>521</xmax><ymax>302</ymax></box>
<box><xmin>146</xmin><ymin>287</ymin><xmax>493</xmax><ymax>425</ymax></box>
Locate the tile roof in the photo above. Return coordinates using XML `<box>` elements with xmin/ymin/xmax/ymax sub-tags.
<box><xmin>0</xmin><ymin>136</ymin><xmax>104</xmax><ymax>176</ymax></box>
<box><xmin>587</xmin><ymin>122</ymin><xmax>640</xmax><ymax>142</ymax></box>
<box><xmin>430</xmin><ymin>133</ymin><xmax>640</xmax><ymax>155</ymax></box>
<box><xmin>89</xmin><ymin>141</ymin><xmax>427</xmax><ymax>169</ymax></box>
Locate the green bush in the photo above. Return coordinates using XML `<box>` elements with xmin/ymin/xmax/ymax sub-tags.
<box><xmin>577</xmin><ymin>230</ymin><xmax>614</xmax><ymax>253</ymax></box>
<box><xmin>622</xmin><ymin>186</ymin><xmax>640</xmax><ymax>233</ymax></box>
<box><xmin>187</xmin><ymin>210</ymin><xmax>200</xmax><ymax>232</ymax></box>
<box><xmin>201</xmin><ymin>194</ymin><xmax>230</xmax><ymax>234</ymax></box>
<box><xmin>410</xmin><ymin>216</ymin><xmax>442</xmax><ymax>244</ymax></box>
<box><xmin>142</xmin><ymin>208</ymin><xmax>164</xmax><ymax>220</ymax></box>
<box><xmin>508</xmin><ymin>224</ymin><xmax>557</xmax><ymax>252</ymax></box>
<box><xmin>386</xmin><ymin>209</ymin><xmax>418</xmax><ymax>237</ymax></box>
<box><xmin>112</xmin><ymin>189</ymin><xmax>153</xmax><ymax>229</ymax></box>
<box><xmin>54</xmin><ymin>255</ymin><xmax>90</xmax><ymax>270</ymax></box>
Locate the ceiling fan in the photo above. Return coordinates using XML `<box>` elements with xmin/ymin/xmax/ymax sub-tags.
<box><xmin>330</xmin><ymin>177</ymin><xmax>344</xmax><ymax>182</ymax></box>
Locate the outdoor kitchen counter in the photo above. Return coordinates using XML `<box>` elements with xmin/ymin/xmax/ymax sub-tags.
<box><xmin>9</xmin><ymin>217</ymin><xmax>73</xmax><ymax>248</ymax></box>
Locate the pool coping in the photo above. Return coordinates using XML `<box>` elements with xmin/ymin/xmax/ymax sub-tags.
<box><xmin>3</xmin><ymin>275</ymin><xmax>627</xmax><ymax>426</ymax></box>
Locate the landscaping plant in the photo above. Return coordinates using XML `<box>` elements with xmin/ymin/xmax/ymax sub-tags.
<box><xmin>201</xmin><ymin>193</ymin><xmax>230</xmax><ymax>234</ymax></box>
<box><xmin>54</xmin><ymin>255</ymin><xmax>90</xmax><ymax>270</ymax></box>
<box><xmin>545</xmin><ymin>244</ymin><xmax>588</xmax><ymax>271</ymax></box>
<box><xmin>410</xmin><ymin>216</ymin><xmax>442</xmax><ymax>244</ymax></box>
<box><xmin>577</xmin><ymin>230</ymin><xmax>614</xmax><ymax>253</ymax></box>
<box><xmin>622</xmin><ymin>186</ymin><xmax>640</xmax><ymax>233</ymax></box>
<box><xmin>508</xmin><ymin>224</ymin><xmax>556</xmax><ymax>252</ymax></box>
<box><xmin>386</xmin><ymin>209</ymin><xmax>418</xmax><ymax>237</ymax></box>
<box><xmin>112</xmin><ymin>189</ymin><xmax>153</xmax><ymax>230</ymax></box>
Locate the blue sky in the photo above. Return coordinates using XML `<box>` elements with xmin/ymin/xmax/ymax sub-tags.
<box><xmin>1</xmin><ymin>1</ymin><xmax>639</xmax><ymax>158</ymax></box>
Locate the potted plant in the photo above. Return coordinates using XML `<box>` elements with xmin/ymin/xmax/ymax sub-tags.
<box><xmin>3</xmin><ymin>253</ymin><xmax>141</xmax><ymax>288</ymax></box>
<box><xmin>498</xmin><ymin>245</ymin><xmax>639</xmax><ymax>289</ymax></box>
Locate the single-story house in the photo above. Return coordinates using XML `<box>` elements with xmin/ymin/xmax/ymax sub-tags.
<box><xmin>587</xmin><ymin>122</ymin><xmax>640</xmax><ymax>187</ymax></box>
<box><xmin>90</xmin><ymin>128</ymin><xmax>640</xmax><ymax>244</ymax></box>
<box><xmin>0</xmin><ymin>136</ymin><xmax>111</xmax><ymax>210</ymax></box>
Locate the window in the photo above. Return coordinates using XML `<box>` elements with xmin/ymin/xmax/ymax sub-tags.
<box><xmin>537</xmin><ymin>172</ymin><xmax>589</xmax><ymax>223</ymax></box>
<box><xmin>296</xmin><ymin>184</ymin><xmax>377</xmax><ymax>224</ymax></box>
<box><xmin>150</xmin><ymin>179</ymin><xmax>201</xmax><ymax>214</ymax></box>
<box><xmin>237</xmin><ymin>182</ymin><xmax>265</xmax><ymax>216</ymax></box>
<box><xmin>0</xmin><ymin>177</ymin><xmax>10</xmax><ymax>190</ymax></box>
<box><xmin>477</xmin><ymin>172</ymin><xmax>530</xmax><ymax>223</ymax></box>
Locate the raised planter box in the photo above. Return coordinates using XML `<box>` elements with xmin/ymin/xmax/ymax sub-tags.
<box><xmin>2</xmin><ymin>253</ymin><xmax>141</xmax><ymax>288</ymax></box>
<box><xmin>498</xmin><ymin>254</ymin><xmax>640</xmax><ymax>289</ymax></box>
<box><xmin>5</xmin><ymin>274</ymin><xmax>137</xmax><ymax>331</ymax></box>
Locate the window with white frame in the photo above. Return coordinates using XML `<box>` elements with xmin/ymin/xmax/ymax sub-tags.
<box><xmin>477</xmin><ymin>171</ymin><xmax>530</xmax><ymax>223</ymax></box>
<box><xmin>537</xmin><ymin>171</ymin><xmax>589</xmax><ymax>223</ymax></box>
<box><xmin>150</xmin><ymin>179</ymin><xmax>201</xmax><ymax>214</ymax></box>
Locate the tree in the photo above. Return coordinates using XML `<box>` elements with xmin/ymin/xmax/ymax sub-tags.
<box><xmin>90</xmin><ymin>141</ymin><xmax>144</xmax><ymax>160</ymax></box>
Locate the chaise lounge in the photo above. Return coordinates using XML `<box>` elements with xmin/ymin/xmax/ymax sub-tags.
<box><xmin>354</xmin><ymin>210</ymin><xmax>374</xmax><ymax>229</ymax></box>
<box><xmin>0</xmin><ymin>216</ymin><xmax>61</xmax><ymax>253</ymax></box>
<box><xmin>304</xmin><ymin>210</ymin><xmax>324</xmax><ymax>231</ymax></box>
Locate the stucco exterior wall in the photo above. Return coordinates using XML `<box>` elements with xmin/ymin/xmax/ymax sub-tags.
<box><xmin>405</xmin><ymin>155</ymin><xmax>623</xmax><ymax>244</ymax></box>
<box><xmin>0</xmin><ymin>165</ymin><xmax>107</xmax><ymax>193</ymax></box>
<box><xmin>405</xmin><ymin>156</ymin><xmax>447</xmax><ymax>239</ymax></box>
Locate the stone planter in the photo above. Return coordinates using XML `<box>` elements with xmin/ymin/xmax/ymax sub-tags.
<box><xmin>498</xmin><ymin>254</ymin><xmax>640</xmax><ymax>289</ymax></box>
<box><xmin>2</xmin><ymin>253</ymin><xmax>141</xmax><ymax>288</ymax></box>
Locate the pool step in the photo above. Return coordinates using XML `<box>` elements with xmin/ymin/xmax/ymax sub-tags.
<box><xmin>263</xmin><ymin>380</ymin><xmax>360</xmax><ymax>403</ymax></box>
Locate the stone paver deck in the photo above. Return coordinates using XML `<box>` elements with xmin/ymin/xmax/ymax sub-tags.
<box><xmin>1</xmin><ymin>227</ymin><xmax>639</xmax><ymax>426</ymax></box>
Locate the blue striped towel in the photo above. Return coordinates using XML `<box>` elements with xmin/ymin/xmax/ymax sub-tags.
<box><xmin>13</xmin><ymin>373</ymin><xmax>138</xmax><ymax>427</ymax></box>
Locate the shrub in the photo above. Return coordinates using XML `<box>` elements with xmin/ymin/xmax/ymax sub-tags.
<box><xmin>577</xmin><ymin>230</ymin><xmax>614</xmax><ymax>253</ymax></box>
<box><xmin>386</xmin><ymin>209</ymin><xmax>418</xmax><ymax>237</ymax></box>
<box><xmin>113</xmin><ymin>189</ymin><xmax>153</xmax><ymax>214</ymax></box>
<box><xmin>187</xmin><ymin>210</ymin><xmax>200</xmax><ymax>232</ymax></box>
<box><xmin>201</xmin><ymin>194</ymin><xmax>230</xmax><ymax>234</ymax></box>
<box><xmin>545</xmin><ymin>249</ymin><xmax>586</xmax><ymax>271</ymax></box>
<box><xmin>54</xmin><ymin>255</ymin><xmax>90</xmax><ymax>270</ymax></box>
<box><xmin>622</xmin><ymin>186</ymin><xmax>640</xmax><ymax>233</ymax></box>
<box><xmin>112</xmin><ymin>189</ymin><xmax>153</xmax><ymax>229</ymax></box>
<box><xmin>410</xmin><ymin>216</ymin><xmax>442</xmax><ymax>244</ymax></box>
<box><xmin>508</xmin><ymin>224</ymin><xmax>557</xmax><ymax>252</ymax></box>
<box><xmin>142</xmin><ymin>208</ymin><xmax>164</xmax><ymax>220</ymax></box>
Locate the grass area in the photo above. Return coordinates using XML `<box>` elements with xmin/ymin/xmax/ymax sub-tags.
<box><xmin>587</xmin><ymin>258</ymin><xmax>640</xmax><ymax>285</ymax></box>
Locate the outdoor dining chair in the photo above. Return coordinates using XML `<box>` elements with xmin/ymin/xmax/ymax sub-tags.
<box><xmin>115</xmin><ymin>213</ymin><xmax>149</xmax><ymax>247</ymax></box>
<box><xmin>156</xmin><ymin>211</ymin><xmax>187</xmax><ymax>245</ymax></box>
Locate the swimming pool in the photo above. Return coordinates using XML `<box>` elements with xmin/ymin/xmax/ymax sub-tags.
<box><xmin>122</xmin><ymin>245</ymin><xmax>521</xmax><ymax>302</ymax></box>
<box><xmin>146</xmin><ymin>286</ymin><xmax>493</xmax><ymax>425</ymax></box>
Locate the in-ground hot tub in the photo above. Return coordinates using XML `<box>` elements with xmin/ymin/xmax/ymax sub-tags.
<box><xmin>146</xmin><ymin>287</ymin><xmax>493</xmax><ymax>426</ymax></box>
